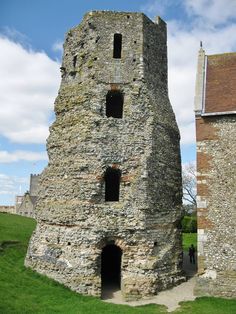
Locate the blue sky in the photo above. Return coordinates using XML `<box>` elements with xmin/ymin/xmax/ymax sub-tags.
<box><xmin>1</xmin><ymin>0</ymin><xmax>236</xmax><ymax>205</ymax></box>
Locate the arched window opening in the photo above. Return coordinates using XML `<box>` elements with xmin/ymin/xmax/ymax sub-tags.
<box><xmin>101</xmin><ymin>244</ymin><xmax>122</xmax><ymax>291</ymax></box>
<box><xmin>105</xmin><ymin>168</ymin><xmax>121</xmax><ymax>202</ymax></box>
<box><xmin>113</xmin><ymin>34</ymin><xmax>122</xmax><ymax>59</ymax></box>
<box><xmin>106</xmin><ymin>91</ymin><xmax>123</xmax><ymax>118</ymax></box>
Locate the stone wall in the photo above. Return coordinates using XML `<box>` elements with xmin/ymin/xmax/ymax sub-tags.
<box><xmin>25</xmin><ymin>11</ymin><xmax>184</xmax><ymax>300</ymax></box>
<box><xmin>194</xmin><ymin>49</ymin><xmax>236</xmax><ymax>298</ymax></box>
<box><xmin>30</xmin><ymin>174</ymin><xmax>40</xmax><ymax>196</ymax></box>
<box><xmin>195</xmin><ymin>115</ymin><xmax>236</xmax><ymax>298</ymax></box>
<box><xmin>0</xmin><ymin>206</ymin><xmax>15</xmax><ymax>214</ymax></box>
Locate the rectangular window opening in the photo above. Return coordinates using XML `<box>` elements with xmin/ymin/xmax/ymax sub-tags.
<box><xmin>113</xmin><ymin>34</ymin><xmax>122</xmax><ymax>59</ymax></box>
<box><xmin>106</xmin><ymin>90</ymin><xmax>123</xmax><ymax>118</ymax></box>
<box><xmin>105</xmin><ymin>168</ymin><xmax>121</xmax><ymax>202</ymax></box>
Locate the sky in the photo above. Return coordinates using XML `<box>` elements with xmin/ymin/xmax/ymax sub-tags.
<box><xmin>0</xmin><ymin>0</ymin><xmax>236</xmax><ymax>205</ymax></box>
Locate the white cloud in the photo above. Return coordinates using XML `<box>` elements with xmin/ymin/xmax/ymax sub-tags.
<box><xmin>6</xmin><ymin>126</ymin><xmax>49</xmax><ymax>144</ymax></box>
<box><xmin>179</xmin><ymin>122</ymin><xmax>196</xmax><ymax>145</ymax></box>
<box><xmin>0</xmin><ymin>150</ymin><xmax>47</xmax><ymax>163</ymax></box>
<box><xmin>52</xmin><ymin>40</ymin><xmax>63</xmax><ymax>53</ymax></box>
<box><xmin>142</xmin><ymin>0</ymin><xmax>236</xmax><ymax>145</ymax></box>
<box><xmin>0</xmin><ymin>36</ymin><xmax>60</xmax><ymax>144</ymax></box>
<box><xmin>0</xmin><ymin>173</ymin><xmax>28</xmax><ymax>196</ymax></box>
<box><xmin>185</xmin><ymin>0</ymin><xmax>236</xmax><ymax>26</ymax></box>
<box><xmin>141</xmin><ymin>0</ymin><xmax>168</xmax><ymax>16</ymax></box>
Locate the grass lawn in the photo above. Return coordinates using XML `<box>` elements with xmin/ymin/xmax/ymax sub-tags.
<box><xmin>0</xmin><ymin>213</ymin><xmax>235</xmax><ymax>314</ymax></box>
<box><xmin>182</xmin><ymin>233</ymin><xmax>197</xmax><ymax>252</ymax></box>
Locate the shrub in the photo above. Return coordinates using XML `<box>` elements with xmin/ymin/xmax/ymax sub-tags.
<box><xmin>181</xmin><ymin>215</ymin><xmax>197</xmax><ymax>233</ymax></box>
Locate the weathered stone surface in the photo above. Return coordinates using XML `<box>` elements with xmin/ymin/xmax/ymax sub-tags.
<box><xmin>25</xmin><ymin>11</ymin><xmax>184</xmax><ymax>300</ymax></box>
<box><xmin>194</xmin><ymin>48</ymin><xmax>236</xmax><ymax>298</ymax></box>
<box><xmin>195</xmin><ymin>116</ymin><xmax>236</xmax><ymax>298</ymax></box>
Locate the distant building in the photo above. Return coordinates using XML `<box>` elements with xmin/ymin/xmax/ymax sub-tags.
<box><xmin>0</xmin><ymin>205</ymin><xmax>15</xmax><ymax>214</ymax></box>
<box><xmin>194</xmin><ymin>48</ymin><xmax>236</xmax><ymax>298</ymax></box>
<box><xmin>15</xmin><ymin>195</ymin><xmax>24</xmax><ymax>208</ymax></box>
<box><xmin>15</xmin><ymin>174</ymin><xmax>40</xmax><ymax>218</ymax></box>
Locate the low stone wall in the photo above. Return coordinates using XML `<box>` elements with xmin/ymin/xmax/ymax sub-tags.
<box><xmin>0</xmin><ymin>206</ymin><xmax>15</xmax><ymax>214</ymax></box>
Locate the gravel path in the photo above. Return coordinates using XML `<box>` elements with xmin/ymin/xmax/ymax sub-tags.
<box><xmin>103</xmin><ymin>253</ymin><xmax>197</xmax><ymax>312</ymax></box>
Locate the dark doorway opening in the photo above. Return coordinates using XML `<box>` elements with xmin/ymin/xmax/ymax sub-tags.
<box><xmin>101</xmin><ymin>244</ymin><xmax>122</xmax><ymax>291</ymax></box>
<box><xmin>105</xmin><ymin>168</ymin><xmax>121</xmax><ymax>202</ymax></box>
<box><xmin>106</xmin><ymin>91</ymin><xmax>123</xmax><ymax>118</ymax></box>
<box><xmin>113</xmin><ymin>33</ymin><xmax>122</xmax><ymax>59</ymax></box>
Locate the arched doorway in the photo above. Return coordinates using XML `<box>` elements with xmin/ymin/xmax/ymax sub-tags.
<box><xmin>101</xmin><ymin>244</ymin><xmax>122</xmax><ymax>294</ymax></box>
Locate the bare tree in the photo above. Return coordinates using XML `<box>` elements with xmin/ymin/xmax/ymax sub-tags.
<box><xmin>182</xmin><ymin>162</ymin><xmax>197</xmax><ymax>208</ymax></box>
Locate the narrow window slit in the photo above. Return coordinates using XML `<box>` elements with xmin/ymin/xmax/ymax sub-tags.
<box><xmin>73</xmin><ymin>55</ymin><xmax>77</xmax><ymax>68</ymax></box>
<box><xmin>113</xmin><ymin>34</ymin><xmax>122</xmax><ymax>59</ymax></box>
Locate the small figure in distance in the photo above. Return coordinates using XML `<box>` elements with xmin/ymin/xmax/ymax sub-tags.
<box><xmin>189</xmin><ymin>244</ymin><xmax>196</xmax><ymax>264</ymax></box>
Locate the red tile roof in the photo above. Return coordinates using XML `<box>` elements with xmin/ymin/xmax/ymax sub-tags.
<box><xmin>205</xmin><ymin>52</ymin><xmax>236</xmax><ymax>113</ymax></box>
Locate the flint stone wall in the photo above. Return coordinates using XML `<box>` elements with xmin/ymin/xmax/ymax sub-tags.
<box><xmin>25</xmin><ymin>11</ymin><xmax>184</xmax><ymax>300</ymax></box>
<box><xmin>195</xmin><ymin>115</ymin><xmax>236</xmax><ymax>298</ymax></box>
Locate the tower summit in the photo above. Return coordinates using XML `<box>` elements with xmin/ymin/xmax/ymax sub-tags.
<box><xmin>25</xmin><ymin>11</ymin><xmax>184</xmax><ymax>300</ymax></box>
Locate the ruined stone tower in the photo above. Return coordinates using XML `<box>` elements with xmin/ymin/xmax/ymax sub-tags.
<box><xmin>25</xmin><ymin>11</ymin><xmax>184</xmax><ymax>300</ymax></box>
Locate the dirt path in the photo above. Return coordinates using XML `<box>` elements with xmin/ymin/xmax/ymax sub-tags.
<box><xmin>103</xmin><ymin>253</ymin><xmax>197</xmax><ymax>312</ymax></box>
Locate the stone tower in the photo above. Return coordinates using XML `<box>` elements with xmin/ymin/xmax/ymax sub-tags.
<box><xmin>25</xmin><ymin>11</ymin><xmax>184</xmax><ymax>300</ymax></box>
<box><xmin>29</xmin><ymin>174</ymin><xmax>40</xmax><ymax>196</ymax></box>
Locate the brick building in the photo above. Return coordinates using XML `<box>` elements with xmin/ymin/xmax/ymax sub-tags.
<box><xmin>194</xmin><ymin>48</ymin><xmax>236</xmax><ymax>297</ymax></box>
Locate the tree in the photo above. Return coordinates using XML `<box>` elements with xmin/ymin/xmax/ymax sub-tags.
<box><xmin>182</xmin><ymin>162</ymin><xmax>197</xmax><ymax>209</ymax></box>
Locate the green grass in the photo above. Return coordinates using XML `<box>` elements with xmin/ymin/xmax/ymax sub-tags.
<box><xmin>0</xmin><ymin>213</ymin><xmax>235</xmax><ymax>314</ymax></box>
<box><xmin>176</xmin><ymin>297</ymin><xmax>236</xmax><ymax>314</ymax></box>
<box><xmin>182</xmin><ymin>233</ymin><xmax>197</xmax><ymax>252</ymax></box>
<box><xmin>0</xmin><ymin>213</ymin><xmax>164</xmax><ymax>314</ymax></box>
